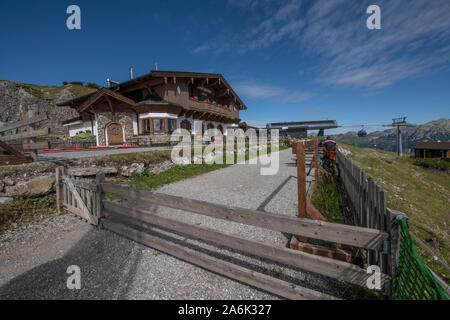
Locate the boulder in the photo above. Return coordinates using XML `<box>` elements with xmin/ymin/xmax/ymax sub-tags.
<box><xmin>3</xmin><ymin>177</ymin><xmax>14</xmax><ymax>186</ymax></box>
<box><xmin>148</xmin><ymin>161</ymin><xmax>176</xmax><ymax>175</ymax></box>
<box><xmin>4</xmin><ymin>175</ymin><xmax>55</xmax><ymax>197</ymax></box>
<box><xmin>66</xmin><ymin>167</ymin><xmax>118</xmax><ymax>177</ymax></box>
<box><xmin>121</xmin><ymin>163</ymin><xmax>145</xmax><ymax>177</ymax></box>
<box><xmin>0</xmin><ymin>197</ymin><xmax>14</xmax><ymax>205</ymax></box>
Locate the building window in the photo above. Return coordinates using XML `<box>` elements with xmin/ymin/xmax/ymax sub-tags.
<box><xmin>168</xmin><ymin>119</ymin><xmax>176</xmax><ymax>132</ymax></box>
<box><xmin>154</xmin><ymin>119</ymin><xmax>165</xmax><ymax>132</ymax></box>
<box><xmin>142</xmin><ymin>119</ymin><xmax>151</xmax><ymax>133</ymax></box>
<box><xmin>217</xmin><ymin>125</ymin><xmax>223</xmax><ymax>134</ymax></box>
<box><xmin>180</xmin><ymin>120</ymin><xmax>192</xmax><ymax>132</ymax></box>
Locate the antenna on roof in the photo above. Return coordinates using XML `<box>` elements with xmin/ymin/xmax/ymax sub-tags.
<box><xmin>106</xmin><ymin>78</ymin><xmax>119</xmax><ymax>88</ymax></box>
<box><xmin>129</xmin><ymin>67</ymin><xmax>134</xmax><ymax>80</ymax></box>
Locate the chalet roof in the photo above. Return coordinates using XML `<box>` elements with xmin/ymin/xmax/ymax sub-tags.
<box><xmin>57</xmin><ymin>70</ymin><xmax>247</xmax><ymax>110</ymax></box>
<box><xmin>62</xmin><ymin>116</ymin><xmax>82</xmax><ymax>126</ymax></box>
<box><xmin>266</xmin><ymin>120</ymin><xmax>338</xmax><ymax>130</ymax></box>
<box><xmin>413</xmin><ymin>141</ymin><xmax>450</xmax><ymax>150</ymax></box>
<box><xmin>77</xmin><ymin>88</ymin><xmax>136</xmax><ymax>113</ymax></box>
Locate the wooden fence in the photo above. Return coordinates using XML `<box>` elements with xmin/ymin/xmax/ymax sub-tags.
<box><xmin>335</xmin><ymin>150</ymin><xmax>402</xmax><ymax>296</ymax></box>
<box><xmin>55</xmin><ymin>167</ymin><xmax>104</xmax><ymax>226</ymax></box>
<box><xmin>0</xmin><ymin>114</ymin><xmax>50</xmax><ymax>165</ymax></box>
<box><xmin>56</xmin><ymin>165</ymin><xmax>394</xmax><ymax>300</ymax></box>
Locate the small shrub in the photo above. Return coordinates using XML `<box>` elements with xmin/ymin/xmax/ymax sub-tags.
<box><xmin>413</xmin><ymin>158</ymin><xmax>450</xmax><ymax>171</ymax></box>
<box><xmin>70</xmin><ymin>81</ymin><xmax>84</xmax><ymax>86</ymax></box>
<box><xmin>70</xmin><ymin>133</ymin><xmax>96</xmax><ymax>142</ymax></box>
<box><xmin>86</xmin><ymin>83</ymin><xmax>100</xmax><ymax>89</ymax></box>
<box><xmin>62</xmin><ymin>81</ymin><xmax>69</xmax><ymax>86</ymax></box>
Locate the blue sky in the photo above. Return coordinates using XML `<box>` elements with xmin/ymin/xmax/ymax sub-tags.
<box><xmin>1</xmin><ymin>0</ymin><xmax>449</xmax><ymax>133</ymax></box>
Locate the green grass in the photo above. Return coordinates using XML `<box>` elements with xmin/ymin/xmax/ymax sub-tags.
<box><xmin>0</xmin><ymin>195</ymin><xmax>60</xmax><ymax>233</ymax></box>
<box><xmin>413</xmin><ymin>158</ymin><xmax>450</xmax><ymax>171</ymax></box>
<box><xmin>70</xmin><ymin>132</ymin><xmax>96</xmax><ymax>142</ymax></box>
<box><xmin>311</xmin><ymin>176</ymin><xmax>345</xmax><ymax>224</ymax></box>
<box><xmin>14</xmin><ymin>81</ymin><xmax>96</xmax><ymax>101</ymax></box>
<box><xmin>92</xmin><ymin>150</ymin><xmax>173</xmax><ymax>168</ymax></box>
<box><xmin>129</xmin><ymin>163</ymin><xmax>229</xmax><ymax>190</ymax></box>
<box><xmin>340</xmin><ymin>143</ymin><xmax>449</xmax><ymax>283</ymax></box>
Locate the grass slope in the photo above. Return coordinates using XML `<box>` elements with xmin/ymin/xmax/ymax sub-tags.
<box><xmin>340</xmin><ymin>144</ymin><xmax>449</xmax><ymax>283</ymax></box>
<box><xmin>15</xmin><ymin>81</ymin><xmax>96</xmax><ymax>101</ymax></box>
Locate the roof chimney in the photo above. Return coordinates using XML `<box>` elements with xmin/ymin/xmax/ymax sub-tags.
<box><xmin>129</xmin><ymin>67</ymin><xmax>134</xmax><ymax>80</ymax></box>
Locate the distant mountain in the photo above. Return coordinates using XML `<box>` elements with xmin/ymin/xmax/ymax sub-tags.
<box><xmin>333</xmin><ymin>119</ymin><xmax>450</xmax><ymax>152</ymax></box>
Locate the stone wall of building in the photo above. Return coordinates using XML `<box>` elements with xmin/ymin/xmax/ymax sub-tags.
<box><xmin>96</xmin><ymin>112</ymin><xmax>134</xmax><ymax>146</ymax></box>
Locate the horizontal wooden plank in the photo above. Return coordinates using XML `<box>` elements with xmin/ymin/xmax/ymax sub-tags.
<box><xmin>23</xmin><ymin>141</ymin><xmax>49</xmax><ymax>150</ymax></box>
<box><xmin>0</xmin><ymin>140</ymin><xmax>24</xmax><ymax>157</ymax></box>
<box><xmin>102</xmin><ymin>183</ymin><xmax>388</xmax><ymax>249</ymax></box>
<box><xmin>69</xmin><ymin>179</ymin><xmax>97</xmax><ymax>192</ymax></box>
<box><xmin>103</xmin><ymin>201</ymin><xmax>390</xmax><ymax>287</ymax></box>
<box><xmin>0</xmin><ymin>155</ymin><xmax>33</xmax><ymax>166</ymax></box>
<box><xmin>0</xmin><ymin>127</ymin><xmax>50</xmax><ymax>142</ymax></box>
<box><xmin>0</xmin><ymin>114</ymin><xmax>47</xmax><ymax>133</ymax></box>
<box><xmin>102</xmin><ymin>219</ymin><xmax>339</xmax><ymax>300</ymax></box>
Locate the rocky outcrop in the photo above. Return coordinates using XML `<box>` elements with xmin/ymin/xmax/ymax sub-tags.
<box><xmin>66</xmin><ymin>167</ymin><xmax>118</xmax><ymax>177</ymax></box>
<box><xmin>121</xmin><ymin>163</ymin><xmax>145</xmax><ymax>177</ymax></box>
<box><xmin>4</xmin><ymin>175</ymin><xmax>55</xmax><ymax>197</ymax></box>
<box><xmin>147</xmin><ymin>161</ymin><xmax>176</xmax><ymax>174</ymax></box>
<box><xmin>0</xmin><ymin>197</ymin><xmax>13</xmax><ymax>205</ymax></box>
<box><xmin>0</xmin><ymin>80</ymin><xmax>81</xmax><ymax>136</ymax></box>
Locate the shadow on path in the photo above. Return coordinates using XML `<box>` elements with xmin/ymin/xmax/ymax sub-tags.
<box><xmin>0</xmin><ymin>227</ymin><xmax>142</xmax><ymax>300</ymax></box>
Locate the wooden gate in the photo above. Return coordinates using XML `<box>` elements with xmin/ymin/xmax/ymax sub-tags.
<box><xmin>56</xmin><ymin>167</ymin><xmax>104</xmax><ymax>226</ymax></box>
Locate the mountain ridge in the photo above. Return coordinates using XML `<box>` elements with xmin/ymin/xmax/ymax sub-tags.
<box><xmin>333</xmin><ymin>119</ymin><xmax>450</xmax><ymax>152</ymax></box>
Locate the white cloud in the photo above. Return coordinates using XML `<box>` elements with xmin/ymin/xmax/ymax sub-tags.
<box><xmin>234</xmin><ymin>82</ymin><xmax>312</xmax><ymax>103</ymax></box>
<box><xmin>201</xmin><ymin>0</ymin><xmax>450</xmax><ymax>89</ymax></box>
<box><xmin>302</xmin><ymin>106</ymin><xmax>323</xmax><ymax>115</ymax></box>
<box><xmin>240</xmin><ymin>119</ymin><xmax>269</xmax><ymax>128</ymax></box>
<box><xmin>191</xmin><ymin>43</ymin><xmax>211</xmax><ymax>55</ymax></box>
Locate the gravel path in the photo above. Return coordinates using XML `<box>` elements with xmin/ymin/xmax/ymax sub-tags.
<box><xmin>0</xmin><ymin>149</ymin><xmax>343</xmax><ymax>300</ymax></box>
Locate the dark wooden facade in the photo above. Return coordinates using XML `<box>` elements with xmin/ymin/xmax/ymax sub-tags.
<box><xmin>413</xmin><ymin>142</ymin><xmax>450</xmax><ymax>159</ymax></box>
<box><xmin>58</xmin><ymin>71</ymin><xmax>247</xmax><ymax>146</ymax></box>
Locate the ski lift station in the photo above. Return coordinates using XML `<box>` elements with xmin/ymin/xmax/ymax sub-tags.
<box><xmin>266</xmin><ymin>120</ymin><xmax>338</xmax><ymax>138</ymax></box>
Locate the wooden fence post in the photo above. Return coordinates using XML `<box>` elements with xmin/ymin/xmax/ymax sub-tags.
<box><xmin>95</xmin><ymin>172</ymin><xmax>106</xmax><ymax>222</ymax></box>
<box><xmin>297</xmin><ymin>142</ymin><xmax>307</xmax><ymax>219</ymax></box>
<box><xmin>55</xmin><ymin>166</ymin><xmax>63</xmax><ymax>213</ymax></box>
<box><xmin>314</xmin><ymin>140</ymin><xmax>319</xmax><ymax>183</ymax></box>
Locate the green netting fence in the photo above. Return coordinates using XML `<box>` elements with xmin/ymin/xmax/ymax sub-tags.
<box><xmin>395</xmin><ymin>216</ymin><xmax>449</xmax><ymax>300</ymax></box>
